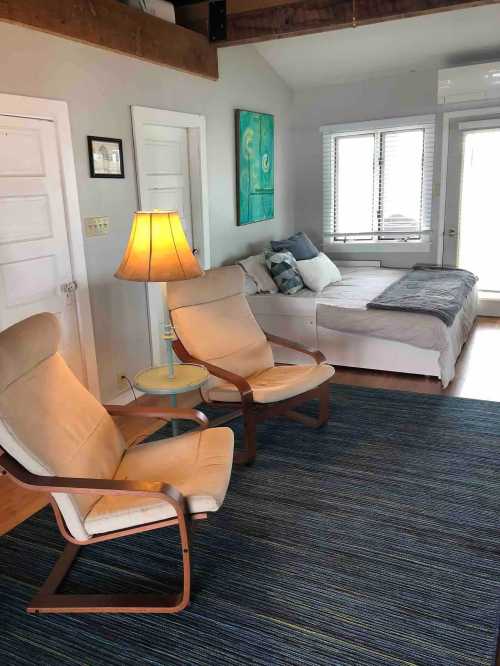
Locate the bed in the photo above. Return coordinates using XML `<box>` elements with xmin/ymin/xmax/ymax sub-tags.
<box><xmin>246</xmin><ymin>265</ymin><xmax>478</xmax><ymax>387</ymax></box>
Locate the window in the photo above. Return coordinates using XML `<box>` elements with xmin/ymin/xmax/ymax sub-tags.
<box><xmin>323</xmin><ymin>116</ymin><xmax>435</xmax><ymax>245</ymax></box>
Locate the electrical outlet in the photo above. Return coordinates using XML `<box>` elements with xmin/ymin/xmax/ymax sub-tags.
<box><xmin>117</xmin><ymin>374</ymin><xmax>129</xmax><ymax>391</ymax></box>
<box><xmin>84</xmin><ymin>217</ymin><xmax>110</xmax><ymax>237</ymax></box>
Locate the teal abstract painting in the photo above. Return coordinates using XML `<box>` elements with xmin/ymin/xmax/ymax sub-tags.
<box><xmin>236</xmin><ymin>110</ymin><xmax>275</xmax><ymax>225</ymax></box>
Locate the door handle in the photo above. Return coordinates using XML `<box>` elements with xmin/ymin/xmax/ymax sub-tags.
<box><xmin>447</xmin><ymin>229</ymin><xmax>457</xmax><ymax>238</ymax></box>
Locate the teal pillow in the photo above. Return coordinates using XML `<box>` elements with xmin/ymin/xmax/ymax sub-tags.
<box><xmin>265</xmin><ymin>250</ymin><xmax>304</xmax><ymax>295</ymax></box>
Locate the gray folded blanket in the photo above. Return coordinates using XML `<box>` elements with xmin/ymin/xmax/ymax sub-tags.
<box><xmin>367</xmin><ymin>264</ymin><xmax>478</xmax><ymax>326</ymax></box>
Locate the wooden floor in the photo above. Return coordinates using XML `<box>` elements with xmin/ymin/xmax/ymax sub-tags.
<box><xmin>1</xmin><ymin>316</ymin><xmax>499</xmax><ymax>536</ymax></box>
<box><xmin>331</xmin><ymin>316</ymin><xmax>500</xmax><ymax>402</ymax></box>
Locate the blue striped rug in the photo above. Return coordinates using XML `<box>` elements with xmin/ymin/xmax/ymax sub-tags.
<box><xmin>1</xmin><ymin>385</ymin><xmax>499</xmax><ymax>665</ymax></box>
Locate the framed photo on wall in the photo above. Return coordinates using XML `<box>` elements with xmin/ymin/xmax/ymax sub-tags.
<box><xmin>236</xmin><ymin>110</ymin><xmax>275</xmax><ymax>225</ymax></box>
<box><xmin>87</xmin><ymin>136</ymin><xmax>124</xmax><ymax>178</ymax></box>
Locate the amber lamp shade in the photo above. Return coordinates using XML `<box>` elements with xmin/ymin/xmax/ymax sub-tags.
<box><xmin>115</xmin><ymin>211</ymin><xmax>202</xmax><ymax>282</ymax></box>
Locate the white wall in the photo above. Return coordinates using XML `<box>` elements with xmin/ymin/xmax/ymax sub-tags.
<box><xmin>291</xmin><ymin>69</ymin><xmax>498</xmax><ymax>268</ymax></box>
<box><xmin>0</xmin><ymin>23</ymin><xmax>294</xmax><ymax>400</ymax></box>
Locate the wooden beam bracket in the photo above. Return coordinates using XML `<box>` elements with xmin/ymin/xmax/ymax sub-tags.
<box><xmin>209</xmin><ymin>0</ymin><xmax>227</xmax><ymax>42</ymax></box>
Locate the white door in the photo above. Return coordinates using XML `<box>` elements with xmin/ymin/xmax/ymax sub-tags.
<box><xmin>133</xmin><ymin>110</ymin><xmax>196</xmax><ymax>365</ymax></box>
<box><xmin>136</xmin><ymin>124</ymin><xmax>193</xmax><ymax>241</ymax></box>
<box><xmin>0</xmin><ymin>114</ymin><xmax>85</xmax><ymax>382</ymax></box>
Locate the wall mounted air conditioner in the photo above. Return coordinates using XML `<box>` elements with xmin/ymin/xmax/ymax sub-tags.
<box><xmin>438</xmin><ymin>62</ymin><xmax>500</xmax><ymax>104</ymax></box>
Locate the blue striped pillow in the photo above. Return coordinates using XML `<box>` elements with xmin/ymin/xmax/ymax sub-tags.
<box><xmin>265</xmin><ymin>250</ymin><xmax>304</xmax><ymax>295</ymax></box>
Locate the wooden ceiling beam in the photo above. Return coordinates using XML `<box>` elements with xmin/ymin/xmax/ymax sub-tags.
<box><xmin>225</xmin><ymin>0</ymin><xmax>352</xmax><ymax>44</ymax></box>
<box><xmin>0</xmin><ymin>0</ymin><xmax>218</xmax><ymax>80</ymax></box>
<box><xmin>176</xmin><ymin>0</ymin><xmax>500</xmax><ymax>46</ymax></box>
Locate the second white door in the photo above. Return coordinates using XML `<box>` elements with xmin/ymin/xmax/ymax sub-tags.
<box><xmin>136</xmin><ymin>124</ymin><xmax>193</xmax><ymax>243</ymax></box>
<box><xmin>132</xmin><ymin>109</ymin><xmax>195</xmax><ymax>365</ymax></box>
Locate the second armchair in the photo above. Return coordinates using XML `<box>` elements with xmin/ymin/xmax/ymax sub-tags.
<box><xmin>169</xmin><ymin>265</ymin><xmax>335</xmax><ymax>464</ymax></box>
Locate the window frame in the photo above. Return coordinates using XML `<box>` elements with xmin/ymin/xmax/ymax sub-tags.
<box><xmin>322</xmin><ymin>115</ymin><xmax>435</xmax><ymax>252</ymax></box>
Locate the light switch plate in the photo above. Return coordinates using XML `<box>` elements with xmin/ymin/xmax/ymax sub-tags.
<box><xmin>84</xmin><ymin>217</ymin><xmax>110</xmax><ymax>237</ymax></box>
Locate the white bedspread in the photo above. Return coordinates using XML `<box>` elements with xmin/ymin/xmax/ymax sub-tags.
<box><xmin>315</xmin><ymin>267</ymin><xmax>477</xmax><ymax>387</ymax></box>
<box><xmin>248</xmin><ymin>267</ymin><xmax>478</xmax><ymax>387</ymax></box>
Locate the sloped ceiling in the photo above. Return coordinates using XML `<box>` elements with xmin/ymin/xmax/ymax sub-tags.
<box><xmin>253</xmin><ymin>4</ymin><xmax>500</xmax><ymax>90</ymax></box>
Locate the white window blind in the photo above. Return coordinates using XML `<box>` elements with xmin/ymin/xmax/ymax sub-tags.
<box><xmin>323</xmin><ymin>116</ymin><xmax>435</xmax><ymax>244</ymax></box>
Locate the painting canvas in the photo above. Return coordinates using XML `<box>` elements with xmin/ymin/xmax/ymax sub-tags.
<box><xmin>236</xmin><ymin>110</ymin><xmax>275</xmax><ymax>225</ymax></box>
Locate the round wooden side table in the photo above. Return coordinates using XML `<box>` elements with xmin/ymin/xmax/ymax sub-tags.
<box><xmin>133</xmin><ymin>363</ymin><xmax>209</xmax><ymax>436</ymax></box>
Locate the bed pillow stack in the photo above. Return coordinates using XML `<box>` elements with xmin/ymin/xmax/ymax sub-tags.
<box><xmin>271</xmin><ymin>232</ymin><xmax>342</xmax><ymax>292</ymax></box>
<box><xmin>238</xmin><ymin>232</ymin><xmax>342</xmax><ymax>295</ymax></box>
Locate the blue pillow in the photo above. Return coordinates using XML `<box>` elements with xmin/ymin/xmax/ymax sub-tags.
<box><xmin>271</xmin><ymin>232</ymin><xmax>319</xmax><ymax>261</ymax></box>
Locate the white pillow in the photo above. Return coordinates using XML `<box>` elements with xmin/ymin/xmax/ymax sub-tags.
<box><xmin>238</xmin><ymin>253</ymin><xmax>278</xmax><ymax>294</ymax></box>
<box><xmin>297</xmin><ymin>253</ymin><xmax>342</xmax><ymax>292</ymax></box>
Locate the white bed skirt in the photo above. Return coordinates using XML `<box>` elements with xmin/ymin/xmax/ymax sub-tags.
<box><xmin>254</xmin><ymin>310</ymin><xmax>441</xmax><ymax>378</ymax></box>
<box><xmin>316</xmin><ymin>328</ymin><xmax>441</xmax><ymax>377</ymax></box>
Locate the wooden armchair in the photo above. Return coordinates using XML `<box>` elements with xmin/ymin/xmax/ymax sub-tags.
<box><xmin>169</xmin><ymin>266</ymin><xmax>335</xmax><ymax>465</ymax></box>
<box><xmin>0</xmin><ymin>314</ymin><xmax>233</xmax><ymax>614</ymax></box>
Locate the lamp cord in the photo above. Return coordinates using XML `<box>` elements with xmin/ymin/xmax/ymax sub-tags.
<box><xmin>121</xmin><ymin>375</ymin><xmax>138</xmax><ymax>402</ymax></box>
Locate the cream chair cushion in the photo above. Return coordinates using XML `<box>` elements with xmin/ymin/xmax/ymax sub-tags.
<box><xmin>168</xmin><ymin>264</ymin><xmax>246</xmax><ymax>310</ymax></box>
<box><xmin>84</xmin><ymin>427</ymin><xmax>233</xmax><ymax>535</ymax></box>
<box><xmin>169</xmin><ymin>266</ymin><xmax>274</xmax><ymax>399</ymax></box>
<box><xmin>208</xmin><ymin>363</ymin><xmax>335</xmax><ymax>403</ymax></box>
<box><xmin>0</xmin><ymin>314</ymin><xmax>125</xmax><ymax>542</ymax></box>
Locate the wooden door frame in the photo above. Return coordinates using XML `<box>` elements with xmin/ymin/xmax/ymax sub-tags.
<box><xmin>0</xmin><ymin>93</ymin><xmax>100</xmax><ymax>398</ymax></box>
<box><xmin>131</xmin><ymin>105</ymin><xmax>211</xmax><ymax>366</ymax></box>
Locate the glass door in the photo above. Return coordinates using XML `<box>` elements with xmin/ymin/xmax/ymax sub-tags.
<box><xmin>443</xmin><ymin>117</ymin><xmax>500</xmax><ymax>293</ymax></box>
<box><xmin>458</xmin><ymin>127</ymin><xmax>500</xmax><ymax>291</ymax></box>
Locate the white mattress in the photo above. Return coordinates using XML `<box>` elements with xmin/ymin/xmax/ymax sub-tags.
<box><xmin>248</xmin><ymin>266</ymin><xmax>478</xmax><ymax>387</ymax></box>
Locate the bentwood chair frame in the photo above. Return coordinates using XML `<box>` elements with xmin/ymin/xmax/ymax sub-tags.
<box><xmin>0</xmin><ymin>404</ymin><xmax>210</xmax><ymax>615</ymax></box>
<box><xmin>174</xmin><ymin>333</ymin><xmax>331</xmax><ymax>465</ymax></box>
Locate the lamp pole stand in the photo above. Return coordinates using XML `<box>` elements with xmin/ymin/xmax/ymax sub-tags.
<box><xmin>163</xmin><ymin>320</ymin><xmax>179</xmax><ymax>434</ymax></box>
<box><xmin>162</xmin><ymin>321</ymin><xmax>177</xmax><ymax>380</ymax></box>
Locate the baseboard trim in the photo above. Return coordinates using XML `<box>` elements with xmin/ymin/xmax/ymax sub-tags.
<box><xmin>478</xmin><ymin>293</ymin><xmax>500</xmax><ymax>317</ymax></box>
<box><xmin>107</xmin><ymin>387</ymin><xmax>145</xmax><ymax>405</ymax></box>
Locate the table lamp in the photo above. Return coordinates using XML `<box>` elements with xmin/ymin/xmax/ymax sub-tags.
<box><xmin>115</xmin><ymin>210</ymin><xmax>203</xmax><ymax>379</ymax></box>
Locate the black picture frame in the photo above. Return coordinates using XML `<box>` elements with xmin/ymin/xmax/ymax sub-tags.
<box><xmin>87</xmin><ymin>136</ymin><xmax>125</xmax><ymax>179</ymax></box>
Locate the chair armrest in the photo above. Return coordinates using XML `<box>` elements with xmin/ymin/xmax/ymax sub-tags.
<box><xmin>104</xmin><ymin>404</ymin><xmax>209</xmax><ymax>429</ymax></box>
<box><xmin>264</xmin><ymin>332</ymin><xmax>326</xmax><ymax>365</ymax></box>
<box><xmin>173</xmin><ymin>340</ymin><xmax>254</xmax><ymax>403</ymax></box>
<box><xmin>0</xmin><ymin>448</ymin><xmax>184</xmax><ymax>513</ymax></box>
